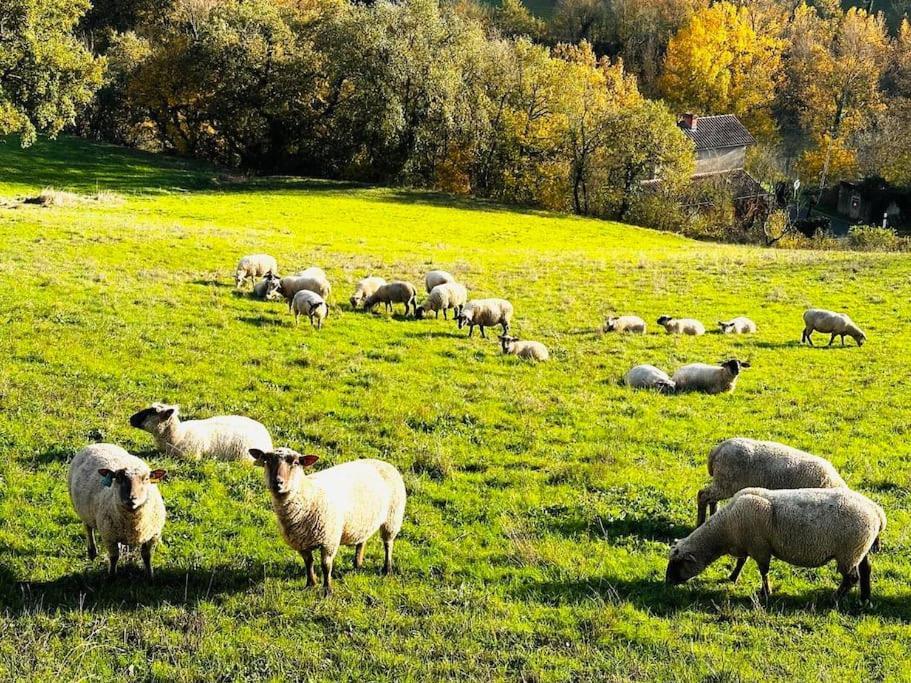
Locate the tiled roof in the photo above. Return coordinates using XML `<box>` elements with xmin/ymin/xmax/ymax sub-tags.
<box><xmin>679</xmin><ymin>115</ymin><xmax>755</xmax><ymax>151</ymax></box>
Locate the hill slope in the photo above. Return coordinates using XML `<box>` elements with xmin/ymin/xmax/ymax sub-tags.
<box><xmin>1</xmin><ymin>137</ymin><xmax>910</xmax><ymax>680</ymax></box>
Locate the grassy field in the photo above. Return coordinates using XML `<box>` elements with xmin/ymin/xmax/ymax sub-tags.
<box><xmin>1</xmin><ymin>136</ymin><xmax>911</xmax><ymax>681</ymax></box>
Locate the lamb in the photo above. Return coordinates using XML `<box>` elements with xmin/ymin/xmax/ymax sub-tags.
<box><xmin>68</xmin><ymin>443</ymin><xmax>167</xmax><ymax>578</ymax></box>
<box><xmin>456</xmin><ymin>298</ymin><xmax>513</xmax><ymax>338</ymax></box>
<box><xmin>718</xmin><ymin>317</ymin><xmax>757</xmax><ymax>334</ymax></box>
<box><xmin>656</xmin><ymin>316</ymin><xmax>705</xmax><ymax>336</ymax></box>
<box><xmin>363</xmin><ymin>281</ymin><xmax>418</xmax><ymax>315</ymax></box>
<box><xmin>415</xmin><ymin>281</ymin><xmax>468</xmax><ymax>320</ymax></box>
<box><xmin>251</xmin><ymin>447</ymin><xmax>406</xmax><ymax>595</ymax></box>
<box><xmin>697</xmin><ymin>438</ymin><xmax>847</xmax><ymax>525</ymax></box>
<box><xmin>129</xmin><ymin>403</ymin><xmax>273</xmax><ymax>463</ymax></box>
<box><xmin>350</xmin><ymin>276</ymin><xmax>386</xmax><ymax>308</ymax></box>
<box><xmin>666</xmin><ymin>487</ymin><xmax>886</xmax><ymax>602</ymax></box>
<box><xmin>277</xmin><ymin>274</ymin><xmax>331</xmax><ymax>303</ymax></box>
<box><xmin>603</xmin><ymin>315</ymin><xmax>647</xmax><ymax>334</ymax></box>
<box><xmin>802</xmin><ymin>308</ymin><xmax>866</xmax><ymax>347</ymax></box>
<box><xmin>235</xmin><ymin>254</ymin><xmax>278</xmax><ymax>289</ymax></box>
<box><xmin>425</xmin><ymin>269</ymin><xmax>455</xmax><ymax>293</ymax></box>
<box><xmin>498</xmin><ymin>335</ymin><xmax>549</xmax><ymax>361</ymax></box>
<box><xmin>672</xmin><ymin>359</ymin><xmax>750</xmax><ymax>394</ymax></box>
<box><xmin>291</xmin><ymin>289</ymin><xmax>329</xmax><ymax>329</ymax></box>
<box><xmin>252</xmin><ymin>272</ymin><xmax>282</xmax><ymax>300</ymax></box>
<box><xmin>623</xmin><ymin>364</ymin><xmax>675</xmax><ymax>393</ymax></box>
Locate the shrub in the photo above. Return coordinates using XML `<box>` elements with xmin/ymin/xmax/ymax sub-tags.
<box><xmin>846</xmin><ymin>225</ymin><xmax>910</xmax><ymax>252</ymax></box>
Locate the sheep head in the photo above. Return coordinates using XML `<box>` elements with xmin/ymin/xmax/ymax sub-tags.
<box><xmin>250</xmin><ymin>447</ymin><xmax>319</xmax><ymax>496</ymax></box>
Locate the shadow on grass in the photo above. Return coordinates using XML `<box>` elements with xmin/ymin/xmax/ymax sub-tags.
<box><xmin>405</xmin><ymin>330</ymin><xmax>463</xmax><ymax>339</ymax></box>
<box><xmin>238</xmin><ymin>315</ymin><xmax>286</xmax><ymax>328</ymax></box>
<box><xmin>753</xmin><ymin>340</ymin><xmax>804</xmax><ymax>349</ymax></box>
<box><xmin>541</xmin><ymin>513</ymin><xmax>691</xmax><ymax>544</ymax></box>
<box><xmin>192</xmin><ymin>279</ymin><xmax>234</xmax><ymax>288</ymax></box>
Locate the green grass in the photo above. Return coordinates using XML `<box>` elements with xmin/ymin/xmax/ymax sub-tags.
<box><xmin>1</xmin><ymin>135</ymin><xmax>911</xmax><ymax>681</ymax></box>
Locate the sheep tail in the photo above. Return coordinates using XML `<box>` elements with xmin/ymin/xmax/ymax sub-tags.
<box><xmin>871</xmin><ymin>536</ymin><xmax>881</xmax><ymax>553</ymax></box>
<box><xmin>707</xmin><ymin>442</ymin><xmax>723</xmax><ymax>476</ymax></box>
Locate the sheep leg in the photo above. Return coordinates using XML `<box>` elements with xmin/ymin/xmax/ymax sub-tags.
<box><xmin>301</xmin><ymin>550</ymin><xmax>317</xmax><ymax>587</ymax></box>
<box><xmin>106</xmin><ymin>542</ymin><xmax>120</xmax><ymax>578</ymax></box>
<box><xmin>85</xmin><ymin>525</ymin><xmax>97</xmax><ymax>560</ymax></box>
<box><xmin>696</xmin><ymin>489</ymin><xmax>710</xmax><ymax>526</ymax></box>
<box><xmin>479</xmin><ymin>326</ymin><xmax>487</xmax><ymax>339</ymax></box>
<box><xmin>728</xmin><ymin>556</ymin><xmax>747</xmax><ymax>583</ymax></box>
<box><xmin>383</xmin><ymin>539</ymin><xmax>394</xmax><ymax>575</ymax></box>
<box><xmin>468</xmin><ymin>324</ymin><xmax>474</xmax><ymax>338</ymax></box>
<box><xmin>828</xmin><ymin>333</ymin><xmax>836</xmax><ymax>347</ymax></box>
<box><xmin>804</xmin><ymin>329</ymin><xmax>814</xmax><ymax>346</ymax></box>
<box><xmin>320</xmin><ymin>547</ymin><xmax>335</xmax><ymax>596</ymax></box>
<box><xmin>756</xmin><ymin>558</ymin><xmax>771</xmax><ymax>600</ymax></box>
<box><xmin>141</xmin><ymin>538</ymin><xmax>156</xmax><ymax>579</ymax></box>
<box><xmin>841</xmin><ymin>334</ymin><xmax>846</xmax><ymax>346</ymax></box>
<box><xmin>354</xmin><ymin>543</ymin><xmax>366</xmax><ymax>569</ymax></box>
<box><xmin>442</xmin><ymin>309</ymin><xmax>447</xmax><ymax>320</ymax></box>
<box><xmin>836</xmin><ymin>564</ymin><xmax>859</xmax><ymax>600</ymax></box>
<box><xmin>859</xmin><ymin>555</ymin><xmax>872</xmax><ymax>602</ymax></box>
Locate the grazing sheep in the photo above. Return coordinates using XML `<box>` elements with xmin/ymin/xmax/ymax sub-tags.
<box><xmin>802</xmin><ymin>308</ymin><xmax>866</xmax><ymax>347</ymax></box>
<box><xmin>251</xmin><ymin>447</ymin><xmax>406</xmax><ymax>595</ymax></box>
<box><xmin>456</xmin><ymin>298</ymin><xmax>513</xmax><ymax>338</ymax></box>
<box><xmin>295</xmin><ymin>266</ymin><xmax>327</xmax><ymax>281</ymax></box>
<box><xmin>666</xmin><ymin>487</ymin><xmax>886</xmax><ymax>602</ymax></box>
<box><xmin>603</xmin><ymin>315</ymin><xmax>647</xmax><ymax>334</ymax></box>
<box><xmin>291</xmin><ymin>289</ymin><xmax>329</xmax><ymax>329</ymax></box>
<box><xmin>68</xmin><ymin>444</ymin><xmax>167</xmax><ymax>578</ymax></box>
<box><xmin>425</xmin><ymin>270</ymin><xmax>455</xmax><ymax>293</ymax></box>
<box><xmin>235</xmin><ymin>254</ymin><xmax>278</xmax><ymax>289</ymax></box>
<box><xmin>672</xmin><ymin>359</ymin><xmax>750</xmax><ymax>394</ymax></box>
<box><xmin>277</xmin><ymin>274</ymin><xmax>331</xmax><ymax>303</ymax></box>
<box><xmin>697</xmin><ymin>438</ymin><xmax>847</xmax><ymax>525</ymax></box>
<box><xmin>363</xmin><ymin>281</ymin><xmax>418</xmax><ymax>315</ymax></box>
<box><xmin>415</xmin><ymin>282</ymin><xmax>468</xmax><ymax>320</ymax></box>
<box><xmin>350</xmin><ymin>276</ymin><xmax>386</xmax><ymax>308</ymax></box>
<box><xmin>718</xmin><ymin>317</ymin><xmax>757</xmax><ymax>334</ymax></box>
<box><xmin>656</xmin><ymin>316</ymin><xmax>705</xmax><ymax>336</ymax></box>
<box><xmin>498</xmin><ymin>335</ymin><xmax>549</xmax><ymax>361</ymax></box>
<box><xmin>129</xmin><ymin>403</ymin><xmax>273</xmax><ymax>463</ymax></box>
<box><xmin>623</xmin><ymin>364</ymin><xmax>675</xmax><ymax>393</ymax></box>
<box><xmin>252</xmin><ymin>272</ymin><xmax>282</xmax><ymax>300</ymax></box>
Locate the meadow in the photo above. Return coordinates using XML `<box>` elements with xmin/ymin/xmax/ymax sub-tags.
<box><xmin>1</xmin><ymin>136</ymin><xmax>911</xmax><ymax>681</ymax></box>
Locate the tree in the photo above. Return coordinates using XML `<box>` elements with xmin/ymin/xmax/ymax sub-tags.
<box><xmin>492</xmin><ymin>0</ymin><xmax>546</xmax><ymax>40</ymax></box>
<box><xmin>0</xmin><ymin>0</ymin><xmax>104</xmax><ymax>145</ymax></box>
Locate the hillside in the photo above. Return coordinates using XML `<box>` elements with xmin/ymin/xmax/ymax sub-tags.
<box><xmin>1</xmin><ymin>137</ymin><xmax>910</xmax><ymax>680</ymax></box>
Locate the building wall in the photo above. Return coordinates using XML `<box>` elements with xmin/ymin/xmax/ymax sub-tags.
<box><xmin>694</xmin><ymin>146</ymin><xmax>746</xmax><ymax>175</ymax></box>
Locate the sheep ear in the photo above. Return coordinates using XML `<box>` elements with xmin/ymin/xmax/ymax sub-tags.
<box><xmin>149</xmin><ymin>469</ymin><xmax>167</xmax><ymax>483</ymax></box>
<box><xmin>98</xmin><ymin>469</ymin><xmax>114</xmax><ymax>487</ymax></box>
<box><xmin>249</xmin><ymin>448</ymin><xmax>266</xmax><ymax>462</ymax></box>
<box><xmin>741</xmin><ymin>361</ymin><xmax>751</xmax><ymax>368</ymax></box>
<box><xmin>301</xmin><ymin>455</ymin><xmax>319</xmax><ymax>467</ymax></box>
<box><xmin>158</xmin><ymin>408</ymin><xmax>175</xmax><ymax>420</ymax></box>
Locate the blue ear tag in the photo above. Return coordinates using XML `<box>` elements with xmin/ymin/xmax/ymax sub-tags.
<box><xmin>100</xmin><ymin>473</ymin><xmax>114</xmax><ymax>487</ymax></box>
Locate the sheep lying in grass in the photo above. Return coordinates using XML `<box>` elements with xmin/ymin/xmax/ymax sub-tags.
<box><xmin>718</xmin><ymin>317</ymin><xmax>756</xmax><ymax>334</ymax></box>
<box><xmin>235</xmin><ymin>254</ymin><xmax>278</xmax><ymax>289</ymax></box>
<box><xmin>697</xmin><ymin>438</ymin><xmax>847</xmax><ymax>525</ymax></box>
<box><xmin>415</xmin><ymin>282</ymin><xmax>468</xmax><ymax>320</ymax></box>
<box><xmin>251</xmin><ymin>447</ymin><xmax>406</xmax><ymax>595</ymax></box>
<box><xmin>603</xmin><ymin>315</ymin><xmax>647</xmax><ymax>334</ymax></box>
<box><xmin>350</xmin><ymin>276</ymin><xmax>386</xmax><ymax>308</ymax></box>
<box><xmin>130</xmin><ymin>403</ymin><xmax>273</xmax><ymax>463</ymax></box>
<box><xmin>498</xmin><ymin>335</ymin><xmax>549</xmax><ymax>361</ymax></box>
<box><xmin>252</xmin><ymin>272</ymin><xmax>282</xmax><ymax>300</ymax></box>
<box><xmin>802</xmin><ymin>308</ymin><xmax>866</xmax><ymax>347</ymax></box>
<box><xmin>623</xmin><ymin>365</ymin><xmax>675</xmax><ymax>393</ymax></box>
<box><xmin>363</xmin><ymin>281</ymin><xmax>418</xmax><ymax>315</ymax></box>
<box><xmin>672</xmin><ymin>359</ymin><xmax>749</xmax><ymax>394</ymax></box>
<box><xmin>278</xmin><ymin>274</ymin><xmax>331</xmax><ymax>303</ymax></box>
<box><xmin>657</xmin><ymin>316</ymin><xmax>705</xmax><ymax>336</ymax></box>
<box><xmin>425</xmin><ymin>270</ymin><xmax>455</xmax><ymax>293</ymax></box>
<box><xmin>666</xmin><ymin>487</ymin><xmax>886</xmax><ymax>602</ymax></box>
<box><xmin>456</xmin><ymin>299</ymin><xmax>513</xmax><ymax>338</ymax></box>
<box><xmin>291</xmin><ymin>289</ymin><xmax>328</xmax><ymax>329</ymax></box>
<box><xmin>68</xmin><ymin>444</ymin><xmax>167</xmax><ymax>578</ymax></box>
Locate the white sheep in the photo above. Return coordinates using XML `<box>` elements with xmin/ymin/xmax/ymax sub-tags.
<box><xmin>295</xmin><ymin>266</ymin><xmax>327</xmax><ymax>281</ymax></box>
<box><xmin>498</xmin><ymin>335</ymin><xmax>549</xmax><ymax>361</ymax></box>
<box><xmin>291</xmin><ymin>289</ymin><xmax>329</xmax><ymax>329</ymax></box>
<box><xmin>656</xmin><ymin>316</ymin><xmax>705</xmax><ymax>336</ymax></box>
<box><xmin>129</xmin><ymin>403</ymin><xmax>273</xmax><ymax>463</ymax></box>
<box><xmin>623</xmin><ymin>364</ymin><xmax>675</xmax><ymax>393</ymax></box>
<box><xmin>718</xmin><ymin>317</ymin><xmax>757</xmax><ymax>334</ymax></box>
<box><xmin>456</xmin><ymin>298</ymin><xmax>513</xmax><ymax>338</ymax></box>
<box><xmin>666</xmin><ymin>487</ymin><xmax>886</xmax><ymax>602</ymax></box>
<box><xmin>350</xmin><ymin>276</ymin><xmax>386</xmax><ymax>308</ymax></box>
<box><xmin>363</xmin><ymin>281</ymin><xmax>418</xmax><ymax>315</ymax></box>
<box><xmin>802</xmin><ymin>308</ymin><xmax>866</xmax><ymax>347</ymax></box>
<box><xmin>277</xmin><ymin>274</ymin><xmax>331</xmax><ymax>303</ymax></box>
<box><xmin>252</xmin><ymin>272</ymin><xmax>282</xmax><ymax>300</ymax></box>
<box><xmin>251</xmin><ymin>447</ymin><xmax>406</xmax><ymax>595</ymax></box>
<box><xmin>697</xmin><ymin>438</ymin><xmax>847</xmax><ymax>525</ymax></box>
<box><xmin>672</xmin><ymin>359</ymin><xmax>750</xmax><ymax>394</ymax></box>
<box><xmin>425</xmin><ymin>270</ymin><xmax>455</xmax><ymax>293</ymax></box>
<box><xmin>415</xmin><ymin>281</ymin><xmax>468</xmax><ymax>320</ymax></box>
<box><xmin>68</xmin><ymin>443</ymin><xmax>167</xmax><ymax>578</ymax></box>
<box><xmin>235</xmin><ymin>254</ymin><xmax>278</xmax><ymax>289</ymax></box>
<box><xmin>603</xmin><ymin>315</ymin><xmax>647</xmax><ymax>334</ymax></box>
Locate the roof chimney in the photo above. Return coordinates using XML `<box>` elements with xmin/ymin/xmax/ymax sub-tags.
<box><xmin>680</xmin><ymin>113</ymin><xmax>698</xmax><ymax>131</ymax></box>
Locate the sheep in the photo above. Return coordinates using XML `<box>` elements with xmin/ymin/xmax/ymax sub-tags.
<box><xmin>425</xmin><ymin>270</ymin><xmax>455</xmax><ymax>293</ymax></box>
<box><xmin>498</xmin><ymin>335</ymin><xmax>549</xmax><ymax>361</ymax></box>
<box><xmin>295</xmin><ymin>266</ymin><xmax>326</xmax><ymax>281</ymax></box>
<box><xmin>415</xmin><ymin>282</ymin><xmax>468</xmax><ymax>320</ymax></box>
<box><xmin>666</xmin><ymin>487</ymin><xmax>886</xmax><ymax>602</ymax></box>
<box><xmin>129</xmin><ymin>403</ymin><xmax>273</xmax><ymax>463</ymax></box>
<box><xmin>350</xmin><ymin>276</ymin><xmax>386</xmax><ymax>308</ymax></box>
<box><xmin>696</xmin><ymin>438</ymin><xmax>847</xmax><ymax>526</ymax></box>
<box><xmin>672</xmin><ymin>359</ymin><xmax>750</xmax><ymax>394</ymax></box>
<box><xmin>656</xmin><ymin>316</ymin><xmax>705</xmax><ymax>336</ymax></box>
<box><xmin>277</xmin><ymin>274</ymin><xmax>331</xmax><ymax>303</ymax></box>
<box><xmin>718</xmin><ymin>317</ymin><xmax>757</xmax><ymax>334</ymax></box>
<box><xmin>603</xmin><ymin>315</ymin><xmax>647</xmax><ymax>334</ymax></box>
<box><xmin>250</xmin><ymin>447</ymin><xmax>406</xmax><ymax>595</ymax></box>
<box><xmin>252</xmin><ymin>272</ymin><xmax>282</xmax><ymax>300</ymax></box>
<box><xmin>363</xmin><ymin>281</ymin><xmax>418</xmax><ymax>315</ymax></box>
<box><xmin>291</xmin><ymin>289</ymin><xmax>329</xmax><ymax>329</ymax></box>
<box><xmin>802</xmin><ymin>308</ymin><xmax>866</xmax><ymax>347</ymax></box>
<box><xmin>235</xmin><ymin>254</ymin><xmax>278</xmax><ymax>289</ymax></box>
<box><xmin>623</xmin><ymin>364</ymin><xmax>675</xmax><ymax>393</ymax></box>
<box><xmin>456</xmin><ymin>298</ymin><xmax>513</xmax><ymax>338</ymax></box>
<box><xmin>68</xmin><ymin>443</ymin><xmax>167</xmax><ymax>578</ymax></box>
